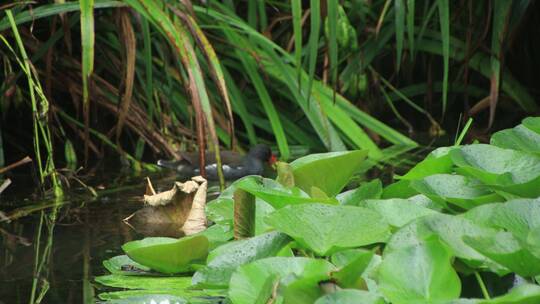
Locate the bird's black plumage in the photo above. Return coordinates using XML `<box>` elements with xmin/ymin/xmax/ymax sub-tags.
<box><xmin>157</xmin><ymin>144</ymin><xmax>273</xmax><ymax>180</ymax></box>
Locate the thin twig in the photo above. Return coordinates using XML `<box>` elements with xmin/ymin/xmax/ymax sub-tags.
<box><xmin>0</xmin><ymin>156</ymin><xmax>32</xmax><ymax>175</ymax></box>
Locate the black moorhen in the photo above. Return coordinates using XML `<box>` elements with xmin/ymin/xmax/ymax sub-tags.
<box><xmin>157</xmin><ymin>144</ymin><xmax>276</xmax><ymax>180</ymax></box>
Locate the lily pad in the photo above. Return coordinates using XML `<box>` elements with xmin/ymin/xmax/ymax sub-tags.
<box><xmin>290</xmin><ymin>150</ymin><xmax>368</xmax><ymax>197</ymax></box>
<box><xmin>228</xmin><ymin>257</ymin><xmax>335</xmax><ymax>304</ymax></box>
<box><xmin>206</xmin><ymin>197</ymin><xmax>275</xmax><ymax>235</ymax></box>
<box><xmin>266</xmin><ymin>203</ymin><xmax>391</xmax><ymax>255</ymax></box>
<box><xmin>450</xmin><ymin>144</ymin><xmax>540</xmax><ymax>197</ymax></box>
<box><xmin>479</xmin><ymin>284</ymin><xmax>540</xmax><ymax>304</ymax></box>
<box><xmin>98</xmin><ymin>294</ymin><xmax>188</xmax><ymax>304</ymax></box>
<box><xmin>491</xmin><ymin>123</ymin><xmax>540</xmax><ymax>155</ymax></box>
<box><xmin>192</xmin><ymin>231</ymin><xmax>290</xmax><ymax>288</ymax></box>
<box><xmin>95</xmin><ymin>274</ymin><xmax>192</xmax><ymax>290</ymax></box>
<box><xmin>464</xmin><ymin>231</ymin><xmax>540</xmax><ymax>277</ymax></box>
<box><xmin>379</xmin><ymin>236</ymin><xmax>461</xmax><ymax>303</ymax></box>
<box><xmin>523</xmin><ymin>117</ymin><xmax>540</xmax><ymax>134</ymax></box>
<box><xmin>314</xmin><ymin>289</ymin><xmax>386</xmax><ymax>304</ymax></box>
<box><xmin>235</xmin><ymin>176</ymin><xmax>337</xmax><ymax>208</ymax></box>
<box><xmin>330</xmin><ymin>249</ymin><xmax>374</xmax><ymax>288</ymax></box>
<box><xmin>337</xmin><ymin>179</ymin><xmax>382</xmax><ymax>206</ymax></box>
<box><xmin>399</xmin><ymin>147</ymin><xmax>455</xmax><ymax>180</ymax></box>
<box><xmin>411</xmin><ymin>174</ymin><xmax>503</xmax><ymax>210</ymax></box>
<box><xmin>386</xmin><ymin>213</ymin><xmax>504</xmax><ymax>272</ymax></box>
<box><xmin>102</xmin><ymin>255</ymin><xmax>154</xmax><ymax>276</ymax></box>
<box><xmin>122</xmin><ymin>235</ymin><xmax>209</xmax><ymax>274</ymax></box>
<box><xmin>489</xmin><ymin>198</ymin><xmax>540</xmax><ymax>241</ymax></box>
<box><xmin>363</xmin><ymin>198</ymin><xmax>438</xmax><ymax>228</ymax></box>
<box><xmin>381</xmin><ymin>180</ymin><xmax>419</xmax><ymax>199</ymax></box>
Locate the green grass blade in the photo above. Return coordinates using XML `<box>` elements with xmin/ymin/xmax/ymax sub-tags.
<box><xmin>406</xmin><ymin>0</ymin><xmax>415</xmax><ymax>57</ymax></box>
<box><xmin>489</xmin><ymin>0</ymin><xmax>512</xmax><ymax>128</ymax></box>
<box><xmin>222</xmin><ymin>67</ymin><xmax>258</xmax><ymax>146</ymax></box>
<box><xmin>238</xmin><ymin>51</ymin><xmax>290</xmax><ymax>160</ymax></box>
<box><xmin>327</xmin><ymin>0</ymin><xmax>338</xmax><ymax>88</ymax></box>
<box><xmin>247</xmin><ymin>0</ymin><xmax>257</xmax><ymax>29</ymax></box>
<box><xmin>437</xmin><ymin>0</ymin><xmax>449</xmax><ymax>118</ymax></box>
<box><xmin>258</xmin><ymin>0</ymin><xmax>267</xmax><ymax>31</ymax></box>
<box><xmin>0</xmin><ymin>1</ymin><xmax>124</xmax><ymax>31</ymax></box>
<box><xmin>291</xmin><ymin>0</ymin><xmax>302</xmax><ymax>89</ymax></box>
<box><xmin>306</xmin><ymin>0</ymin><xmax>320</xmax><ymax>105</ymax></box>
<box><xmin>141</xmin><ymin>17</ymin><xmax>155</xmax><ymax>121</ymax></box>
<box><xmin>80</xmin><ymin>0</ymin><xmax>95</xmax><ymax>163</ymax></box>
<box><xmin>415</xmin><ymin>39</ymin><xmax>536</xmax><ymax>112</ymax></box>
<box><xmin>173</xmin><ymin>9</ymin><xmax>235</xmax><ymax>147</ymax></box>
<box><xmin>455</xmin><ymin>118</ymin><xmax>473</xmax><ymax>146</ymax></box>
<box><xmin>394</xmin><ymin>0</ymin><xmax>405</xmax><ymax>71</ymax></box>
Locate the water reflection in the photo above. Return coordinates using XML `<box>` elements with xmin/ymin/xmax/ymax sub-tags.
<box><xmin>0</xmin><ymin>173</ymin><xmax>175</xmax><ymax>303</ymax></box>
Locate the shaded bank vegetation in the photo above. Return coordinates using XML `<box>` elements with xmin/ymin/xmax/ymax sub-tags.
<box><xmin>1</xmin><ymin>0</ymin><xmax>540</xmax><ymax>193</ymax></box>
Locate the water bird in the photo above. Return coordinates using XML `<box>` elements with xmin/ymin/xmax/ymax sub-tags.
<box><xmin>157</xmin><ymin>144</ymin><xmax>276</xmax><ymax>180</ymax></box>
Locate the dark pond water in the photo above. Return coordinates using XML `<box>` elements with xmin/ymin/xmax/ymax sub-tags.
<box><xmin>0</xmin><ymin>171</ymin><xmax>205</xmax><ymax>304</ymax></box>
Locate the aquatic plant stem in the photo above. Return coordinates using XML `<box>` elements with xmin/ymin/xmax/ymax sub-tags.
<box><xmin>5</xmin><ymin>10</ymin><xmax>63</xmax><ymax>198</ymax></box>
<box><xmin>474</xmin><ymin>271</ymin><xmax>491</xmax><ymax>300</ymax></box>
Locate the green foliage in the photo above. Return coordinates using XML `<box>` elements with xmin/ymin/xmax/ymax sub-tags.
<box><xmin>121</xmin><ymin>235</ymin><xmax>209</xmax><ymax>274</ymax></box>
<box><xmin>96</xmin><ymin>117</ymin><xmax>540</xmax><ymax>303</ymax></box>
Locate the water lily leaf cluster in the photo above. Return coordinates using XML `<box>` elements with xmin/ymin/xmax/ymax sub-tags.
<box><xmin>96</xmin><ymin>118</ymin><xmax>540</xmax><ymax>303</ymax></box>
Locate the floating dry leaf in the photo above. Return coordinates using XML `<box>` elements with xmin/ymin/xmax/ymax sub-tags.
<box><xmin>124</xmin><ymin>176</ymin><xmax>208</xmax><ymax>237</ymax></box>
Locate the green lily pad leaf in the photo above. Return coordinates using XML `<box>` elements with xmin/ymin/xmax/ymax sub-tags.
<box><xmin>386</xmin><ymin>213</ymin><xmax>505</xmax><ymax>273</ymax></box>
<box><xmin>364</xmin><ymin>198</ymin><xmax>438</xmax><ymax>228</ymax></box>
<box><xmin>98</xmin><ymin>294</ymin><xmax>188</xmax><ymax>304</ymax></box>
<box><xmin>266</xmin><ymin>204</ymin><xmax>391</xmax><ymax>255</ymax></box>
<box><xmin>206</xmin><ymin>197</ymin><xmax>275</xmax><ymax>235</ymax></box>
<box><xmin>337</xmin><ymin>179</ymin><xmax>382</xmax><ymax>206</ymax></box>
<box><xmin>399</xmin><ymin>147</ymin><xmax>454</xmax><ymax>180</ymax></box>
<box><xmin>461</xmin><ymin>203</ymin><xmax>502</xmax><ymax>227</ymax></box>
<box><xmin>228</xmin><ymin>257</ymin><xmax>335</xmax><ymax>304</ymax></box>
<box><xmin>314</xmin><ymin>289</ymin><xmax>386</xmax><ymax>304</ymax></box>
<box><xmin>122</xmin><ymin>235</ymin><xmax>209</xmax><ymax>274</ymax></box>
<box><xmin>235</xmin><ymin>176</ymin><xmax>337</xmax><ymax>208</ymax></box>
<box><xmin>523</xmin><ymin>117</ymin><xmax>540</xmax><ymax>134</ymax></box>
<box><xmin>282</xmin><ymin>275</ymin><xmax>327</xmax><ymax>304</ymax></box>
<box><xmin>450</xmin><ymin>144</ymin><xmax>540</xmax><ymax>197</ymax></box>
<box><xmin>479</xmin><ymin>284</ymin><xmax>540</xmax><ymax>304</ymax></box>
<box><xmin>411</xmin><ymin>174</ymin><xmax>503</xmax><ymax>210</ymax></box>
<box><xmin>192</xmin><ymin>231</ymin><xmax>290</xmax><ymax>288</ymax></box>
<box><xmin>489</xmin><ymin>198</ymin><xmax>540</xmax><ymax>241</ymax></box>
<box><xmin>290</xmin><ymin>150</ymin><xmax>368</xmax><ymax>197</ymax></box>
<box><xmin>464</xmin><ymin>231</ymin><xmax>540</xmax><ymax>277</ymax></box>
<box><xmin>194</xmin><ymin>223</ymin><xmax>233</xmax><ymax>250</ymax></box>
<box><xmin>379</xmin><ymin>236</ymin><xmax>461</xmax><ymax>303</ymax></box>
<box><xmin>103</xmin><ymin>255</ymin><xmax>153</xmax><ymax>276</ymax></box>
<box><xmin>96</xmin><ymin>278</ymin><xmax>225</xmax><ymax>302</ymax></box>
<box><xmin>95</xmin><ymin>274</ymin><xmax>192</xmax><ymax>290</ymax></box>
<box><xmin>330</xmin><ymin>249</ymin><xmax>374</xmax><ymax>289</ymax></box>
<box><xmin>382</xmin><ymin>180</ymin><xmax>418</xmax><ymax>199</ymax></box>
<box><xmin>491</xmin><ymin>121</ymin><xmax>540</xmax><ymax>155</ymax></box>
<box><xmin>206</xmin><ymin>198</ymin><xmax>234</xmax><ymax>223</ymax></box>
<box><xmin>330</xmin><ymin>248</ymin><xmax>373</xmax><ymax>267</ymax></box>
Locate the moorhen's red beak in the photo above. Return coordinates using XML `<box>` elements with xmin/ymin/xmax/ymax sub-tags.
<box><xmin>268</xmin><ymin>154</ymin><xmax>278</xmax><ymax>165</ymax></box>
